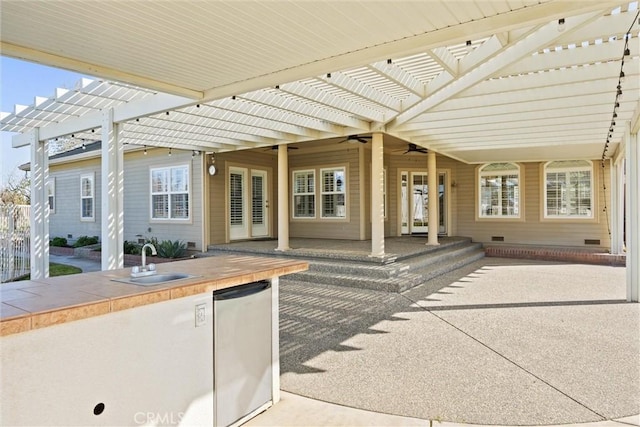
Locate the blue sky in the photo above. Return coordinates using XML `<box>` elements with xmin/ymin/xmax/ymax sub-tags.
<box><xmin>1</xmin><ymin>57</ymin><xmax>89</xmax><ymax>185</ymax></box>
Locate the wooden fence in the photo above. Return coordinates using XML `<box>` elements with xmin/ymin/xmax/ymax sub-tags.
<box><xmin>1</xmin><ymin>204</ymin><xmax>30</xmax><ymax>282</ymax></box>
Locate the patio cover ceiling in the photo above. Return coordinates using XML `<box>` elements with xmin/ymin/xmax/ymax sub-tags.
<box><xmin>2</xmin><ymin>0</ymin><xmax>639</xmax><ymax>163</ymax></box>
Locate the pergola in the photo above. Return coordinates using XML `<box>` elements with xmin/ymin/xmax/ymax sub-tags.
<box><xmin>1</xmin><ymin>0</ymin><xmax>638</xmax><ymax>300</ymax></box>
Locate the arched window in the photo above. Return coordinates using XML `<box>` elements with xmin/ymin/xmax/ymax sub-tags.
<box><xmin>478</xmin><ymin>163</ymin><xmax>520</xmax><ymax>218</ymax></box>
<box><xmin>544</xmin><ymin>160</ymin><xmax>593</xmax><ymax>218</ymax></box>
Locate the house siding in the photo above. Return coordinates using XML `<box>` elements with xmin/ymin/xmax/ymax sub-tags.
<box><xmin>456</xmin><ymin>160</ymin><xmax>611</xmax><ymax>249</ymax></box>
<box><xmin>49</xmin><ymin>148</ymin><xmax>204</xmax><ymax>250</ymax></box>
<box><xmin>49</xmin><ymin>159</ymin><xmax>102</xmax><ymax>242</ymax></box>
<box><xmin>288</xmin><ymin>147</ymin><xmax>362</xmax><ymax>240</ymax></box>
<box><xmin>123</xmin><ymin>149</ymin><xmax>204</xmax><ymax>250</ymax></box>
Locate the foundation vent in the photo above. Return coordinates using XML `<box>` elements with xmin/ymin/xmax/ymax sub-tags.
<box><xmin>187</xmin><ymin>241</ymin><xmax>196</xmax><ymax>248</ymax></box>
<box><xmin>491</xmin><ymin>236</ymin><xmax>505</xmax><ymax>242</ymax></box>
<box><xmin>584</xmin><ymin>239</ymin><xmax>600</xmax><ymax>245</ymax></box>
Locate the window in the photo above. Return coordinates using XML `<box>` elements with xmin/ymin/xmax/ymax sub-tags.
<box><xmin>150</xmin><ymin>165</ymin><xmax>190</xmax><ymax>220</ymax></box>
<box><xmin>321</xmin><ymin>167</ymin><xmax>346</xmax><ymax>218</ymax></box>
<box><xmin>80</xmin><ymin>173</ymin><xmax>94</xmax><ymax>221</ymax></box>
<box><xmin>478</xmin><ymin>163</ymin><xmax>520</xmax><ymax>218</ymax></box>
<box><xmin>292</xmin><ymin>170</ymin><xmax>315</xmax><ymax>218</ymax></box>
<box><xmin>544</xmin><ymin>160</ymin><xmax>593</xmax><ymax>218</ymax></box>
<box><xmin>47</xmin><ymin>177</ymin><xmax>55</xmax><ymax>213</ymax></box>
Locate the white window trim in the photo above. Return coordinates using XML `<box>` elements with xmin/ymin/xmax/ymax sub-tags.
<box><xmin>292</xmin><ymin>169</ymin><xmax>316</xmax><ymax>219</ymax></box>
<box><xmin>543</xmin><ymin>160</ymin><xmax>594</xmax><ymax>219</ymax></box>
<box><xmin>47</xmin><ymin>177</ymin><xmax>55</xmax><ymax>214</ymax></box>
<box><xmin>478</xmin><ymin>163</ymin><xmax>521</xmax><ymax>219</ymax></box>
<box><xmin>80</xmin><ymin>173</ymin><xmax>95</xmax><ymax>222</ymax></box>
<box><xmin>149</xmin><ymin>164</ymin><xmax>191</xmax><ymax>221</ymax></box>
<box><xmin>320</xmin><ymin>167</ymin><xmax>347</xmax><ymax>219</ymax></box>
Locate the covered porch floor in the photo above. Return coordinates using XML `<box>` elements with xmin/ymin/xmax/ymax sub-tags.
<box><xmin>208</xmin><ymin>236</ymin><xmax>471</xmax><ymax>264</ymax></box>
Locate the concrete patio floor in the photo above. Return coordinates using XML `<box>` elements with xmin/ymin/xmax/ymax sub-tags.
<box><xmin>50</xmin><ymin>252</ymin><xmax>639</xmax><ymax>425</ymax></box>
<box><xmin>258</xmin><ymin>258</ymin><xmax>639</xmax><ymax>426</ymax></box>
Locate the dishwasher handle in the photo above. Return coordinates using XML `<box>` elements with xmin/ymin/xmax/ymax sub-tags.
<box><xmin>213</xmin><ymin>280</ymin><xmax>271</xmax><ymax>301</ymax></box>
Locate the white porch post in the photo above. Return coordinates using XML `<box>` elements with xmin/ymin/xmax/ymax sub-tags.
<box><xmin>29</xmin><ymin>128</ymin><xmax>49</xmax><ymax>279</ymax></box>
<box><xmin>371</xmin><ymin>133</ymin><xmax>385</xmax><ymax>257</ymax></box>
<box><xmin>626</xmin><ymin>127</ymin><xmax>639</xmax><ymax>302</ymax></box>
<box><xmin>101</xmin><ymin>109</ymin><xmax>125</xmax><ymax>270</ymax></box>
<box><xmin>427</xmin><ymin>150</ymin><xmax>439</xmax><ymax>246</ymax></box>
<box><xmin>610</xmin><ymin>158</ymin><xmax>624</xmax><ymax>255</ymax></box>
<box><xmin>275</xmin><ymin>145</ymin><xmax>290</xmax><ymax>252</ymax></box>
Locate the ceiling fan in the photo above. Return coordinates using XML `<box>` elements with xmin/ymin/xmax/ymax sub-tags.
<box><xmin>338</xmin><ymin>134</ymin><xmax>371</xmax><ymax>144</ymax></box>
<box><xmin>400</xmin><ymin>143</ymin><xmax>428</xmax><ymax>154</ymax></box>
<box><xmin>264</xmin><ymin>145</ymin><xmax>299</xmax><ymax>151</ymax></box>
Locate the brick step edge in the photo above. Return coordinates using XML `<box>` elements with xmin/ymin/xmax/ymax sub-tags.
<box><xmin>485</xmin><ymin>246</ymin><xmax>625</xmax><ymax>267</ymax></box>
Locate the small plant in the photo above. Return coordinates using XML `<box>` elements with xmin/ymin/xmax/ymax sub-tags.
<box><xmin>50</xmin><ymin>237</ymin><xmax>68</xmax><ymax>247</ymax></box>
<box><xmin>156</xmin><ymin>239</ymin><xmax>187</xmax><ymax>259</ymax></box>
<box><xmin>123</xmin><ymin>240</ymin><xmax>141</xmax><ymax>255</ymax></box>
<box><xmin>73</xmin><ymin>235</ymin><xmax>99</xmax><ymax>248</ymax></box>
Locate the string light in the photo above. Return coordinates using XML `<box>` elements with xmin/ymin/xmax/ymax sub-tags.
<box><xmin>143</xmin><ymin>145</ymin><xmax>147</xmax><ymax>155</ymax></box>
<box><xmin>601</xmin><ymin>10</ymin><xmax>638</xmax><ymax>161</ymax></box>
<box><xmin>599</xmin><ymin>9</ymin><xmax>638</xmax><ymax>242</ymax></box>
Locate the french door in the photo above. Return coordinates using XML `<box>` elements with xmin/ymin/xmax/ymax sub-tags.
<box><xmin>229</xmin><ymin>167</ymin><xmax>269</xmax><ymax>240</ymax></box>
<box><xmin>401</xmin><ymin>171</ymin><xmax>447</xmax><ymax>235</ymax></box>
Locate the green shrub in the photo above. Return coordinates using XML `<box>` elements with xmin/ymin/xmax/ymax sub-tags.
<box><xmin>73</xmin><ymin>235</ymin><xmax>99</xmax><ymax>248</ymax></box>
<box><xmin>123</xmin><ymin>240</ymin><xmax>141</xmax><ymax>255</ymax></box>
<box><xmin>50</xmin><ymin>237</ymin><xmax>68</xmax><ymax>247</ymax></box>
<box><xmin>156</xmin><ymin>239</ymin><xmax>187</xmax><ymax>259</ymax></box>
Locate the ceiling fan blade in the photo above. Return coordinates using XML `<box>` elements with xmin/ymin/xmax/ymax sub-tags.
<box><xmin>339</xmin><ymin>134</ymin><xmax>371</xmax><ymax>144</ymax></box>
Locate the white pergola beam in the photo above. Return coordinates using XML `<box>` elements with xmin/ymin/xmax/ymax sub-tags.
<box><xmin>280</xmin><ymin>81</ymin><xmax>386</xmax><ymax>123</ymax></box>
<box><xmin>427</xmin><ymin>47</ymin><xmax>459</xmax><ymax>77</ymax></box>
<box><xmin>368</xmin><ymin>61</ymin><xmax>425</xmax><ymax>97</ymax></box>
<box><xmin>319</xmin><ymin>73</ymin><xmax>403</xmax><ymax>112</ymax></box>
<box><xmin>392</xmin><ymin>11</ymin><xmax>603</xmax><ymax>127</ymax></box>
<box><xmin>240</xmin><ymin>90</ymin><xmax>370</xmax><ymax>130</ymax></box>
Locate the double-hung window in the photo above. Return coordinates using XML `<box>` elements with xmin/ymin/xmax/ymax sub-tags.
<box><xmin>80</xmin><ymin>173</ymin><xmax>94</xmax><ymax>221</ymax></box>
<box><xmin>150</xmin><ymin>165</ymin><xmax>190</xmax><ymax>220</ymax></box>
<box><xmin>321</xmin><ymin>167</ymin><xmax>346</xmax><ymax>218</ymax></box>
<box><xmin>47</xmin><ymin>177</ymin><xmax>55</xmax><ymax>213</ymax></box>
<box><xmin>478</xmin><ymin>163</ymin><xmax>520</xmax><ymax>218</ymax></box>
<box><xmin>292</xmin><ymin>170</ymin><xmax>315</xmax><ymax>218</ymax></box>
<box><xmin>544</xmin><ymin>160</ymin><xmax>593</xmax><ymax>218</ymax></box>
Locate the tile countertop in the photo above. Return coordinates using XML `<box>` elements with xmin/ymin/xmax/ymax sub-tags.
<box><xmin>0</xmin><ymin>255</ymin><xmax>308</xmax><ymax>337</ymax></box>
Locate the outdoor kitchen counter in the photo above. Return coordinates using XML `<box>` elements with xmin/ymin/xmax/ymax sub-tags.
<box><xmin>0</xmin><ymin>254</ymin><xmax>308</xmax><ymax>336</ymax></box>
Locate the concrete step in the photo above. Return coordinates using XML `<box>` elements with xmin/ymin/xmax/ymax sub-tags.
<box><xmin>409</xmin><ymin>248</ymin><xmax>485</xmax><ymax>283</ymax></box>
<box><xmin>287</xmin><ymin>270</ymin><xmax>424</xmax><ymax>293</ymax></box>
<box><xmin>288</xmin><ymin>241</ymin><xmax>485</xmax><ymax>293</ymax></box>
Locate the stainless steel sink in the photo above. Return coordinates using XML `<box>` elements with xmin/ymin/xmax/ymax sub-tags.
<box><xmin>112</xmin><ymin>273</ymin><xmax>198</xmax><ymax>286</ymax></box>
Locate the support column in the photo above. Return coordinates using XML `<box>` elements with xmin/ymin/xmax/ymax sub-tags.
<box><xmin>359</xmin><ymin>145</ymin><xmax>367</xmax><ymax>240</ymax></box>
<box><xmin>370</xmin><ymin>133</ymin><xmax>385</xmax><ymax>257</ymax></box>
<box><xmin>101</xmin><ymin>109</ymin><xmax>124</xmax><ymax>270</ymax></box>
<box><xmin>610</xmin><ymin>158</ymin><xmax>624</xmax><ymax>255</ymax></box>
<box><xmin>275</xmin><ymin>145</ymin><xmax>290</xmax><ymax>251</ymax></box>
<box><xmin>29</xmin><ymin>128</ymin><xmax>49</xmax><ymax>279</ymax></box>
<box><xmin>427</xmin><ymin>150</ymin><xmax>439</xmax><ymax>246</ymax></box>
<box><xmin>626</xmin><ymin>128</ymin><xmax>639</xmax><ymax>302</ymax></box>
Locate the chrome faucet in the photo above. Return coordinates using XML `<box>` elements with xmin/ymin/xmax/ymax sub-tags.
<box><xmin>141</xmin><ymin>243</ymin><xmax>157</xmax><ymax>270</ymax></box>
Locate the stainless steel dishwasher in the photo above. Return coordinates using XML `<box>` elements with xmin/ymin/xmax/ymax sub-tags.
<box><xmin>213</xmin><ymin>280</ymin><xmax>272</xmax><ymax>427</ymax></box>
